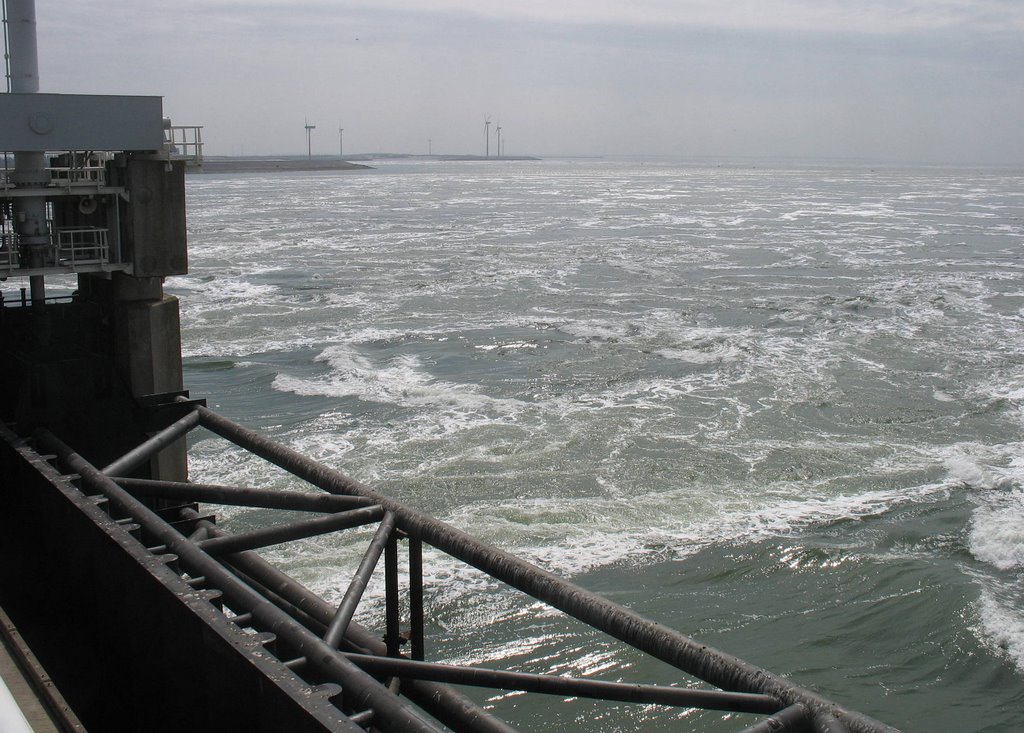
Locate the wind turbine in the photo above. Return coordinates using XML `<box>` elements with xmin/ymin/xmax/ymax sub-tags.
<box><xmin>338</xmin><ymin>124</ymin><xmax>344</xmax><ymax>159</ymax></box>
<box><xmin>495</xmin><ymin>122</ymin><xmax>502</xmax><ymax>160</ymax></box>
<box><xmin>484</xmin><ymin>116</ymin><xmax>491</xmax><ymax>158</ymax></box>
<box><xmin>305</xmin><ymin>118</ymin><xmax>316</xmax><ymax>159</ymax></box>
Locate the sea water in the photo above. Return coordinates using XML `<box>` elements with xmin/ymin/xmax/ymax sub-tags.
<box><xmin>169</xmin><ymin>159</ymin><xmax>1024</xmax><ymax>732</ymax></box>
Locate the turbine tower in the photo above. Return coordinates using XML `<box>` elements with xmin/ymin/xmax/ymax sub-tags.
<box><xmin>338</xmin><ymin>124</ymin><xmax>344</xmax><ymax>159</ymax></box>
<box><xmin>305</xmin><ymin>118</ymin><xmax>316</xmax><ymax>159</ymax></box>
<box><xmin>484</xmin><ymin>116</ymin><xmax>491</xmax><ymax>158</ymax></box>
<box><xmin>496</xmin><ymin>123</ymin><xmax>502</xmax><ymax>160</ymax></box>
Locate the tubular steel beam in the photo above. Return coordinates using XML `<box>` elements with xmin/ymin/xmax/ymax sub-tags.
<box><xmin>343</xmin><ymin>653</ymin><xmax>781</xmax><ymax>714</ymax></box>
<box><xmin>190</xmin><ymin>403</ymin><xmax>898</xmax><ymax>733</ymax></box>
<box><xmin>737</xmin><ymin>703</ymin><xmax>813</xmax><ymax>733</ymax></box>
<box><xmin>177</xmin><ymin>508</ymin><xmax>520</xmax><ymax>733</ymax></box>
<box><xmin>324</xmin><ymin>512</ymin><xmax>397</xmax><ymax>648</ymax></box>
<box><xmin>101</xmin><ymin>410</ymin><xmax>201</xmax><ymax>477</ymax></box>
<box><xmin>195</xmin><ymin>505</ymin><xmax>385</xmax><ymax>556</ymax></box>
<box><xmin>34</xmin><ymin>429</ymin><xmax>446</xmax><ymax>733</ymax></box>
<box><xmin>113</xmin><ymin>477</ymin><xmax>376</xmax><ymax>512</ymax></box>
<box><xmin>812</xmin><ymin>714</ymin><xmax>851</xmax><ymax>733</ymax></box>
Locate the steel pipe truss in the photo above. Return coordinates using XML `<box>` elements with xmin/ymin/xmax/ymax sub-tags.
<box><xmin>29</xmin><ymin>401</ymin><xmax>899</xmax><ymax>733</ymax></box>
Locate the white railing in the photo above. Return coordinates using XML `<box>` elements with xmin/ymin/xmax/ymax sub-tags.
<box><xmin>1</xmin><ymin>156</ymin><xmax>13</xmax><ymax>191</ymax></box>
<box><xmin>1</xmin><ymin>152</ymin><xmax>111</xmax><ymax>189</ymax></box>
<box><xmin>48</xmin><ymin>162</ymin><xmax>109</xmax><ymax>186</ymax></box>
<box><xmin>56</xmin><ymin>227</ymin><xmax>108</xmax><ymax>266</ymax></box>
<box><xmin>167</xmin><ymin>126</ymin><xmax>203</xmax><ymax>164</ymax></box>
<box><xmin>0</xmin><ymin>232</ymin><xmax>18</xmax><ymax>273</ymax></box>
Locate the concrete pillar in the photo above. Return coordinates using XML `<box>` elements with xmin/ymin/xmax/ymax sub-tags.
<box><xmin>112</xmin><ymin>276</ymin><xmax>188</xmax><ymax>481</ymax></box>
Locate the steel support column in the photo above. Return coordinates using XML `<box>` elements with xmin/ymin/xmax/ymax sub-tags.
<box><xmin>409</xmin><ymin>538</ymin><xmax>425</xmax><ymax>661</ymax></box>
<box><xmin>385</xmin><ymin>533</ymin><xmax>401</xmax><ymax>658</ymax></box>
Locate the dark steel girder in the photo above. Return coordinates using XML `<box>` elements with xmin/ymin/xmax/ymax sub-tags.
<box><xmin>341</xmin><ymin>653</ymin><xmax>781</xmax><ymax>714</ymax></box>
<box><xmin>188</xmin><ymin>402</ymin><xmax>898</xmax><ymax>733</ymax></box>
<box><xmin>324</xmin><ymin>512</ymin><xmax>397</xmax><ymax>648</ymax></box>
<box><xmin>35</xmin><ymin>428</ymin><xmax>446</xmax><ymax>733</ymax></box>
<box><xmin>179</xmin><ymin>507</ymin><xmax>519</xmax><ymax>733</ymax></box>
<box><xmin>195</xmin><ymin>504</ymin><xmax>385</xmax><ymax>556</ymax></box>
<box><xmin>59</xmin><ymin>399</ymin><xmax>896</xmax><ymax>733</ymax></box>
<box><xmin>113</xmin><ymin>477</ymin><xmax>376</xmax><ymax>512</ymax></box>
<box><xmin>101</xmin><ymin>410</ymin><xmax>200</xmax><ymax>477</ymax></box>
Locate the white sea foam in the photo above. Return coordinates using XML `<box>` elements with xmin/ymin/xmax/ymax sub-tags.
<box><xmin>273</xmin><ymin>344</ymin><xmax>524</xmax><ymax>414</ymax></box>
<box><xmin>976</xmin><ymin>589</ymin><xmax>1024</xmax><ymax>674</ymax></box>
<box><xmin>970</xmin><ymin>492</ymin><xmax>1024</xmax><ymax>571</ymax></box>
<box><xmin>941</xmin><ymin>447</ymin><xmax>1022</xmax><ymax>492</ymax></box>
<box><xmin>440</xmin><ymin>475</ymin><xmax>953</xmax><ymax>578</ymax></box>
<box><xmin>945</xmin><ymin>457</ymin><xmax>1012</xmax><ymax>492</ymax></box>
<box><xmin>656</xmin><ymin>343</ymin><xmax>742</xmax><ymax>364</ymax></box>
<box><xmin>557</xmin><ymin>319</ymin><xmax>632</xmax><ymax>342</ymax></box>
<box><xmin>170</xmin><ymin>278</ymin><xmax>278</xmax><ymax>303</ymax></box>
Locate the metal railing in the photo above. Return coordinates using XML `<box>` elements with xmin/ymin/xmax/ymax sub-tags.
<box><xmin>26</xmin><ymin>401</ymin><xmax>899</xmax><ymax>733</ymax></box>
<box><xmin>55</xmin><ymin>227</ymin><xmax>108</xmax><ymax>266</ymax></box>
<box><xmin>0</xmin><ymin>227</ymin><xmax>112</xmax><ymax>272</ymax></box>
<box><xmin>1</xmin><ymin>152</ymin><xmax>111</xmax><ymax>190</ymax></box>
<box><xmin>48</xmin><ymin>162</ymin><xmax>108</xmax><ymax>187</ymax></box>
<box><xmin>167</xmin><ymin>125</ymin><xmax>203</xmax><ymax>165</ymax></box>
<box><xmin>0</xmin><ymin>232</ymin><xmax>18</xmax><ymax>273</ymax></box>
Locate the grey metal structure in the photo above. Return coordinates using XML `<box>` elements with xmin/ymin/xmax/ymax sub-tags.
<box><xmin>0</xmin><ymin>8</ymin><xmax>184</xmax><ymax>288</ymax></box>
<box><xmin>0</xmin><ymin>93</ymin><xmax>164</xmax><ymax>152</ymax></box>
<box><xmin>1</xmin><ymin>401</ymin><xmax>897</xmax><ymax>733</ymax></box>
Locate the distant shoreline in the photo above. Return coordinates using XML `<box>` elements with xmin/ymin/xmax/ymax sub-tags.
<box><xmin>189</xmin><ymin>153</ymin><xmax>542</xmax><ymax>174</ymax></box>
<box><xmin>345</xmin><ymin>154</ymin><xmax>542</xmax><ymax>162</ymax></box>
<box><xmin>189</xmin><ymin>158</ymin><xmax>372</xmax><ymax>174</ymax></box>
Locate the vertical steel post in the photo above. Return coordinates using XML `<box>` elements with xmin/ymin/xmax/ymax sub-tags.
<box><xmin>385</xmin><ymin>533</ymin><xmax>401</xmax><ymax>657</ymax></box>
<box><xmin>410</xmin><ymin>537</ymin><xmax>425</xmax><ymax>661</ymax></box>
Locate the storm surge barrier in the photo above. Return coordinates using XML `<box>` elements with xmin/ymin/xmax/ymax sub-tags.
<box><xmin>4</xmin><ymin>399</ymin><xmax>897</xmax><ymax>733</ymax></box>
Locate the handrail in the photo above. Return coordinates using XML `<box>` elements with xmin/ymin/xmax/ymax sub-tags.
<box><xmin>166</xmin><ymin>126</ymin><xmax>203</xmax><ymax>164</ymax></box>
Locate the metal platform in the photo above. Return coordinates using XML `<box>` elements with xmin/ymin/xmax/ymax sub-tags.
<box><xmin>0</xmin><ymin>400</ymin><xmax>898</xmax><ymax>733</ymax></box>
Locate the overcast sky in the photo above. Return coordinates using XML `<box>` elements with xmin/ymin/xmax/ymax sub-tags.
<box><xmin>31</xmin><ymin>1</ymin><xmax>1024</xmax><ymax>164</ymax></box>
